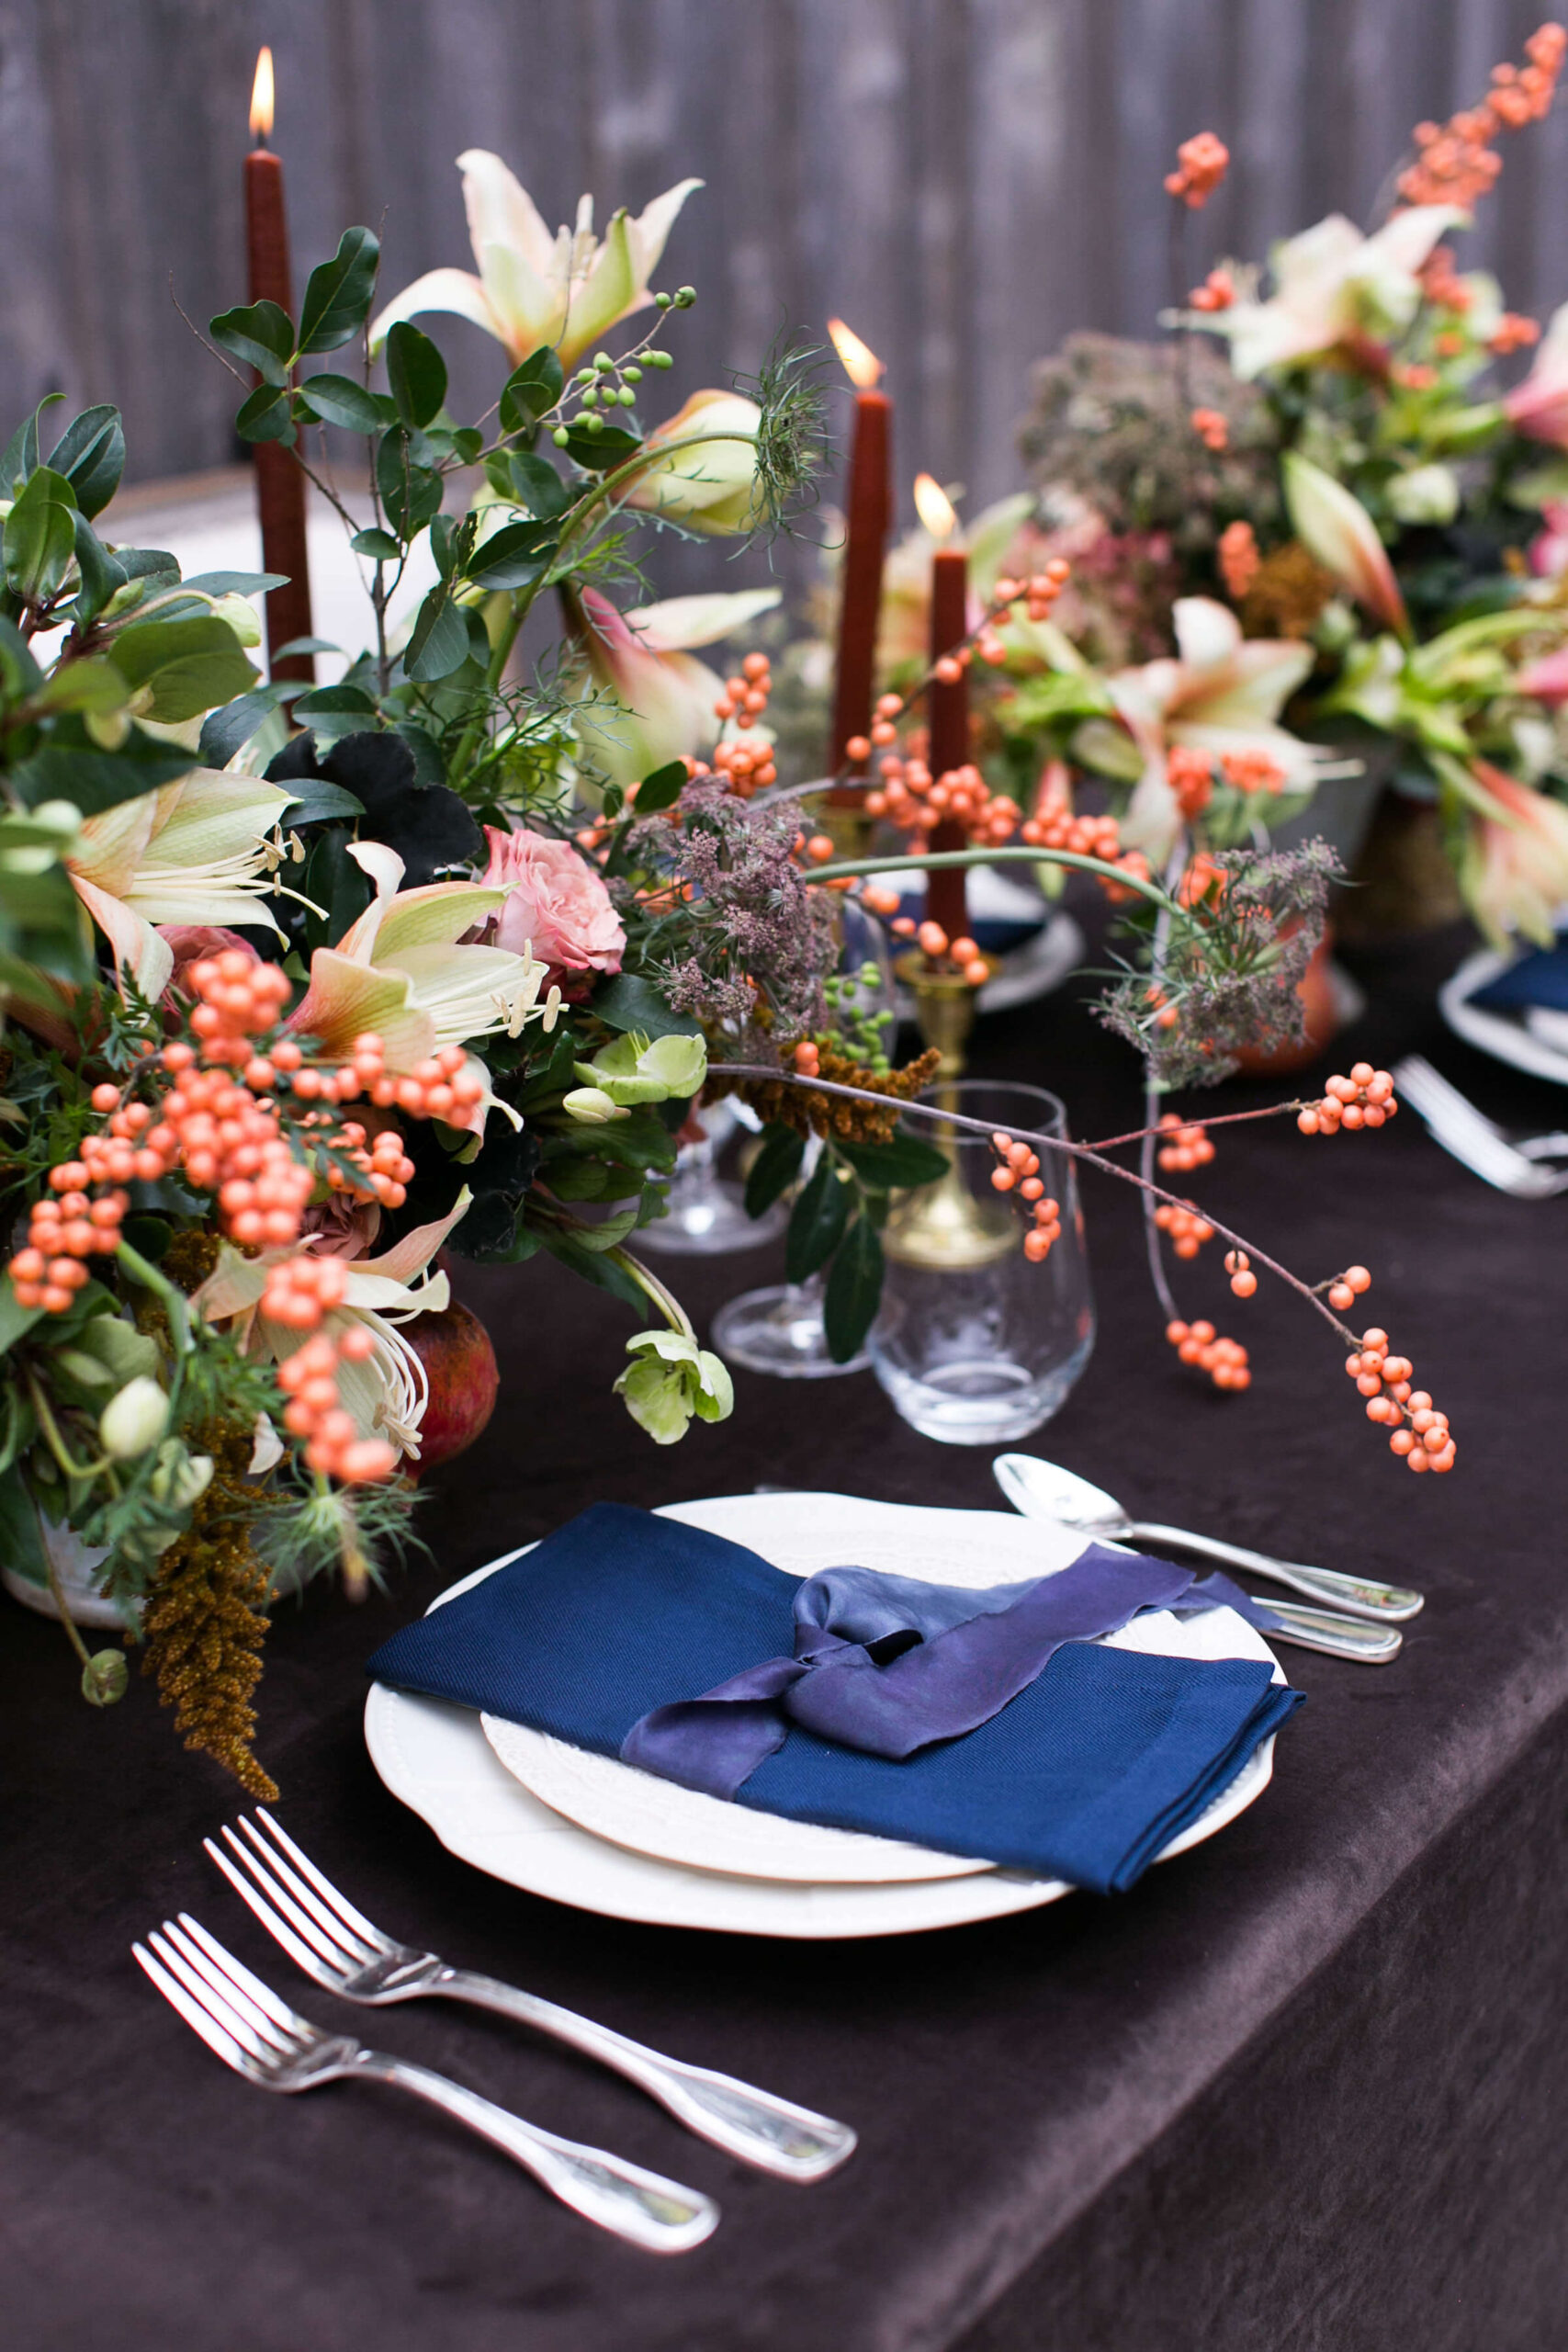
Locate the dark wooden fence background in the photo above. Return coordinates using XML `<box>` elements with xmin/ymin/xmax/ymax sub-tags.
<box><xmin>4</xmin><ymin>0</ymin><xmax>1566</xmax><ymax>570</ymax></box>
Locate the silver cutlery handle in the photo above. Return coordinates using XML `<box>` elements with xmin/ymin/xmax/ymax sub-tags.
<box><xmin>1129</xmin><ymin>1521</ymin><xmax>1422</xmax><ymax>1622</ymax></box>
<box><xmin>1243</xmin><ymin>1595</ymin><xmax>1403</xmax><ymax>1665</ymax></box>
<box><xmin>354</xmin><ymin>2051</ymin><xmax>717</xmax><ymax>2252</ymax></box>
<box><xmin>434</xmin><ymin>1971</ymin><xmax>855</xmax><ymax>2182</ymax></box>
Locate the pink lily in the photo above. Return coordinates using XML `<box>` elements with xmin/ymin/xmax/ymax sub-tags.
<box><xmin>1110</xmin><ymin>597</ymin><xmax>1321</xmax><ymax>860</ymax></box>
<box><xmin>571</xmin><ymin>583</ymin><xmax>780</xmax><ymax>786</ymax></box>
<box><xmin>1459</xmin><ymin>761</ymin><xmax>1568</xmax><ymax>946</ymax></box>
<box><xmin>1505</xmin><ymin>302</ymin><xmax>1568</xmax><ymax>448</ymax></box>
<box><xmin>1281</xmin><ymin>452</ymin><xmax>1409</xmax><ymax>639</ymax></box>
<box><xmin>370</xmin><ymin>153</ymin><xmax>701</xmax><ymax>373</ymax></box>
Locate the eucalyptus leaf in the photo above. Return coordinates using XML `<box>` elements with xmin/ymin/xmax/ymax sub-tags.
<box><xmin>385</xmin><ymin>322</ymin><xmax>448</xmax><ymax>430</ymax></box>
<box><xmin>296</xmin><ymin>374</ymin><xmax>387</xmax><ymax>433</ymax></box>
<box><xmin>46</xmin><ymin>405</ymin><xmax>125</xmax><ymax>518</ymax></box>
<box><xmin>785</xmin><ymin>1154</ymin><xmax>850</xmax><ymax>1283</ymax></box>
<box><xmin>823</xmin><ymin>1215</ymin><xmax>884</xmax><ymax>1363</ymax></box>
<box><xmin>209</xmin><ymin>299</ymin><xmax>295</xmax><ymax>383</ymax></box>
<box><xmin>298</xmin><ymin>225</ymin><xmax>380</xmax><ymax>354</ymax></box>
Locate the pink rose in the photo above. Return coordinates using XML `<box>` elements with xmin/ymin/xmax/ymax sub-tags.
<box><xmin>298</xmin><ymin>1196</ymin><xmax>382</xmax><ymax>1263</ymax></box>
<box><xmin>157</xmin><ymin>925</ymin><xmax>260</xmax><ymax>1003</ymax></box>
<box><xmin>480</xmin><ymin>826</ymin><xmax>625</xmax><ymax>985</ymax></box>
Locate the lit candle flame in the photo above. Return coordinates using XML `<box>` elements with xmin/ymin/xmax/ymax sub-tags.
<box><xmin>828</xmin><ymin>318</ymin><xmax>884</xmax><ymax>390</ymax></box>
<box><xmin>913</xmin><ymin>473</ymin><xmax>958</xmax><ymax>541</ymax></box>
<box><xmin>250</xmin><ymin>47</ymin><xmax>275</xmax><ymax>141</ymax></box>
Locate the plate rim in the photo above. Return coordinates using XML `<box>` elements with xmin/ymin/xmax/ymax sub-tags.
<box><xmin>1439</xmin><ymin>944</ymin><xmax>1568</xmax><ymax>1088</ymax></box>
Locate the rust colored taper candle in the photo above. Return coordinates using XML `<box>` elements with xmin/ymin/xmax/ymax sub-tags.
<box><xmin>244</xmin><ymin>48</ymin><xmax>314</xmax><ymax>688</ymax></box>
<box><xmin>825</xmin><ymin>319</ymin><xmax>891</xmax><ymax>804</ymax></box>
<box><xmin>913</xmin><ymin>473</ymin><xmax>968</xmax><ymax>944</ymax></box>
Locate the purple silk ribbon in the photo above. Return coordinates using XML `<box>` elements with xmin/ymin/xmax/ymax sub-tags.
<box><xmin>621</xmin><ymin>1543</ymin><xmax>1279</xmax><ymax>1801</ymax></box>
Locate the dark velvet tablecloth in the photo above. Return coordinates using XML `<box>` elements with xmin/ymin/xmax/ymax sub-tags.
<box><xmin>5</xmin><ymin>921</ymin><xmax>1568</xmax><ymax>2352</ymax></box>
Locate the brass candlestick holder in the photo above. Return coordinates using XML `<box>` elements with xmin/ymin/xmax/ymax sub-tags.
<box><xmin>885</xmin><ymin>953</ymin><xmax>1009</xmax><ymax>1268</ymax></box>
<box><xmin>818</xmin><ymin>793</ymin><xmax>877</xmax><ymax>864</ymax></box>
<box><xmin>895</xmin><ymin>949</ymin><xmax>994</xmax><ymax>1080</ymax></box>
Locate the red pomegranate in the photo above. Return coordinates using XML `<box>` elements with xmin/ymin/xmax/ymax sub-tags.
<box><xmin>404</xmin><ymin>1301</ymin><xmax>500</xmax><ymax>1478</ymax></box>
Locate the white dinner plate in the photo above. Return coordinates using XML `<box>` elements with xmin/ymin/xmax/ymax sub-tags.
<box><xmin>364</xmin><ymin>1492</ymin><xmax>1284</xmax><ymax>1939</ymax></box>
<box><xmin>1439</xmin><ymin>944</ymin><xmax>1568</xmax><ymax>1087</ymax></box>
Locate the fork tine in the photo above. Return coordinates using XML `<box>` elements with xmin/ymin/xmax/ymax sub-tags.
<box><xmin>135</xmin><ymin>1939</ymin><xmax>254</xmax><ymax>2073</ymax></box>
<box><xmin>253</xmin><ymin>1810</ymin><xmax>390</xmax><ymax>1950</ymax></box>
<box><xmin>175</xmin><ymin>1913</ymin><xmax>316</xmax><ymax>2036</ymax></box>
<box><xmin>210</xmin><ymin>1831</ymin><xmax>357</xmax><ymax>1975</ymax></box>
<box><xmin>164</xmin><ymin>1920</ymin><xmax>300</xmax><ymax>2057</ymax></box>
<box><xmin>150</xmin><ymin>1928</ymin><xmax>279</xmax><ymax>2064</ymax></box>
<box><xmin>235</xmin><ymin>1819</ymin><xmax>382</xmax><ymax>1963</ymax></box>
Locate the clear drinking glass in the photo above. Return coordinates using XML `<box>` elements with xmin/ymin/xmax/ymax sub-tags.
<box><xmin>637</xmin><ymin>1098</ymin><xmax>786</xmax><ymax>1257</ymax></box>
<box><xmin>869</xmin><ymin>1081</ymin><xmax>1094</xmax><ymax>1444</ymax></box>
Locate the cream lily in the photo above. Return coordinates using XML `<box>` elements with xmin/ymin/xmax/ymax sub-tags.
<box><xmin>196</xmin><ymin>1195</ymin><xmax>472</xmax><ymax>1467</ymax></box>
<box><xmin>1202</xmin><ymin>206</ymin><xmax>1461</xmax><ymax>379</ymax></box>
<box><xmin>1454</xmin><ymin>760</ymin><xmax>1568</xmax><ymax>946</ymax></box>
<box><xmin>1110</xmin><ymin>598</ymin><xmax>1322</xmax><ymax>859</ymax></box>
<box><xmin>622</xmin><ymin>390</ymin><xmax>762</xmax><ymax>535</ymax></box>
<box><xmin>370</xmin><ymin>152</ymin><xmax>701</xmax><ymax>372</ymax></box>
<box><xmin>1282</xmin><ymin>452</ymin><xmax>1410</xmax><ymax>639</ymax></box>
<box><xmin>288</xmin><ymin>842</ymin><xmax>558</xmax><ymax>1091</ymax></box>
<box><xmin>68</xmin><ymin>767</ymin><xmax>297</xmax><ymax>1002</ymax></box>
<box><xmin>572</xmin><ymin>583</ymin><xmax>780</xmax><ymax>785</ymax></box>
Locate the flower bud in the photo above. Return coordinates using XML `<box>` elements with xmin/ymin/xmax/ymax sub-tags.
<box><xmin>82</xmin><ymin>1649</ymin><xmax>129</xmax><ymax>1707</ymax></box>
<box><xmin>562</xmin><ymin>1086</ymin><xmax>632</xmax><ymax>1124</ymax></box>
<box><xmin>98</xmin><ymin>1375</ymin><xmax>170</xmax><ymax>1460</ymax></box>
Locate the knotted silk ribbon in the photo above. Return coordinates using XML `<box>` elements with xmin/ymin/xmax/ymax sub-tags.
<box><xmin>621</xmin><ymin>1543</ymin><xmax>1280</xmax><ymax>1800</ymax></box>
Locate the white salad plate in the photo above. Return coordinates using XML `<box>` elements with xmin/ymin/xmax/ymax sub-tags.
<box><xmin>364</xmin><ymin>1492</ymin><xmax>1284</xmax><ymax>1940</ymax></box>
<box><xmin>1439</xmin><ymin>944</ymin><xmax>1568</xmax><ymax>1087</ymax></box>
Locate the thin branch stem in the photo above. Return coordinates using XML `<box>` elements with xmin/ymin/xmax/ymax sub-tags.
<box><xmin>806</xmin><ymin>842</ymin><xmax>1170</xmax><ymax>915</ymax></box>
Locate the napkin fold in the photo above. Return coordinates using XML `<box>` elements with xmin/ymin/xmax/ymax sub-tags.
<box><xmin>367</xmin><ymin>1503</ymin><xmax>1302</xmax><ymax>1895</ymax></box>
<box><xmin>1472</xmin><ymin>933</ymin><xmax>1568</xmax><ymax>1012</ymax></box>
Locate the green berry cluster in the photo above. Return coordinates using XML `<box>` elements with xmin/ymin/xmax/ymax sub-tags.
<box><xmin>550</xmin><ymin>288</ymin><xmax>696</xmax><ymax>446</ymax></box>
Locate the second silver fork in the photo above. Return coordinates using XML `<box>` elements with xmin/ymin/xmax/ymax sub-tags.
<box><xmin>207</xmin><ymin>1811</ymin><xmax>855</xmax><ymax>2183</ymax></box>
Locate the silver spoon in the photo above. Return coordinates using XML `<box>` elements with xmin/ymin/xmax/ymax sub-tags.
<box><xmin>993</xmin><ymin>1454</ymin><xmax>1422</xmax><ymax>1625</ymax></box>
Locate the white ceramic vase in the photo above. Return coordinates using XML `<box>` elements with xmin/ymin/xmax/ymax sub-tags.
<box><xmin>2</xmin><ymin>1514</ymin><xmax>125</xmax><ymax>1628</ymax></box>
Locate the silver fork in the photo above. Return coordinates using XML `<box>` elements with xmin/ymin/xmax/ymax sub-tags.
<box><xmin>133</xmin><ymin>1914</ymin><xmax>716</xmax><ymax>2254</ymax></box>
<box><xmin>1393</xmin><ymin>1056</ymin><xmax>1568</xmax><ymax>1198</ymax></box>
<box><xmin>206</xmin><ymin>1811</ymin><xmax>855</xmax><ymax>2183</ymax></box>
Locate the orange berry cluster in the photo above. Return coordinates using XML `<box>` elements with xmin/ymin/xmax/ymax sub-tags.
<box><xmin>1218</xmin><ymin>519</ymin><xmax>1260</xmax><ymax>601</ymax></box>
<box><xmin>1190</xmin><ymin>267</ymin><xmax>1235</xmax><ymax>313</ymax></box>
<box><xmin>1165</xmin><ymin>131</ymin><xmax>1230</xmax><ymax>208</ymax></box>
<box><xmin>1154</xmin><ymin>1199</ymin><xmax>1214</xmax><ymax>1260</ymax></box>
<box><xmin>865</xmin><ymin>756</ymin><xmax>1022</xmax><ymax>850</ymax></box>
<box><xmin>1491</xmin><ymin>311</ymin><xmax>1541</xmax><ymax>354</ymax></box>
<box><xmin>1026</xmin><ymin>774</ymin><xmax>1153</xmax><ymax>905</ymax></box>
<box><xmin>1165</xmin><ymin>1317</ymin><xmax>1251</xmax><ymax>1390</ymax></box>
<box><xmin>990</xmin><ymin>558</ymin><xmax>1073</xmax><ymax>627</ymax></box>
<box><xmin>262</xmin><ymin>1253</ymin><xmax>350</xmax><ymax>1329</ymax></box>
<box><xmin>9</xmin><ymin>1136</ymin><xmax>133</xmax><ymax>1310</ymax></box>
<box><xmin>989</xmin><ymin>1132</ymin><xmax>1062</xmax><ymax>1262</ymax></box>
<box><xmin>710</xmin><ymin>651</ymin><xmax>777</xmax><ymax>795</ymax></box>
<box><xmin>1220</xmin><ymin>748</ymin><xmax>1287</xmax><ymax>797</ymax></box>
<box><xmin>1346</xmin><ymin>1329</ymin><xmax>1456</xmax><ymax>1474</ymax></box>
<box><xmin>792</xmin><ymin>1040</ymin><xmax>821</xmax><ymax>1076</ymax></box>
<box><xmin>1398</xmin><ymin>25</ymin><xmax>1564</xmax><ymax>207</ymax></box>
<box><xmin>889</xmin><ymin>921</ymin><xmax>990</xmax><ymax>987</ymax></box>
<box><xmin>1190</xmin><ymin>407</ymin><xmax>1229</xmax><ymax>453</ymax></box>
<box><xmin>1223</xmin><ymin>1247</ymin><xmax>1258</xmax><ymax>1299</ymax></box>
<box><xmin>275</xmin><ymin>1327</ymin><xmax>397</xmax><ymax>1483</ymax></box>
<box><xmin>1168</xmin><ymin>745</ymin><xmax>1214</xmax><ymax>820</ymax></box>
<box><xmin>1156</xmin><ymin>1114</ymin><xmax>1215</xmax><ymax>1173</ymax></box>
<box><xmin>1325</xmin><ymin>1262</ymin><xmax>1372</xmax><ymax>1314</ymax></box>
<box><xmin>1296</xmin><ymin>1064</ymin><xmax>1398</xmax><ymax>1136</ymax></box>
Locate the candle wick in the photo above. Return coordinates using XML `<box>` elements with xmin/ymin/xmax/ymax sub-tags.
<box><xmin>252</xmin><ymin>130</ymin><xmax>269</xmax><ymax>152</ymax></box>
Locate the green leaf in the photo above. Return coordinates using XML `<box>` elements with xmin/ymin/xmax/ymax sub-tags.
<box><xmin>7</xmin><ymin>718</ymin><xmax>197</xmax><ymax>816</ymax></box>
<box><xmin>272</xmin><ymin>635</ymin><xmax>341</xmax><ymax>658</ymax></box>
<box><xmin>4</xmin><ymin>466</ymin><xmax>78</xmax><ymax>604</ymax></box>
<box><xmin>631</xmin><ymin>759</ymin><xmax>686</xmax><ymax>815</ymax></box>
<box><xmin>384</xmin><ymin>322</ymin><xmax>448</xmax><ymax>429</ymax></box>
<box><xmin>209</xmin><ymin>299</ymin><xmax>296</xmax><ymax>383</ymax></box>
<box><xmin>538</xmin><ymin>1227</ymin><xmax>651</xmax><ymax>1311</ymax></box>
<box><xmin>30</xmin><ymin>656</ymin><xmax>130</xmax><ymax>718</ymax></box>
<box><xmin>376</xmin><ymin>428</ymin><xmax>443</xmax><ymax>539</ymax></box>
<box><xmin>296</xmin><ymin>374</ymin><xmax>388</xmax><ymax>433</ymax></box>
<box><xmin>197</xmin><ymin>684</ymin><xmax>291</xmax><ymax>768</ymax></box>
<box><xmin>561</xmin><ymin>423</ymin><xmax>642</xmax><ymax>473</ymax></box>
<box><xmin>71</xmin><ymin>514</ymin><xmax>128</xmax><ymax>626</ymax></box>
<box><xmin>236</xmin><ymin>383</ymin><xmax>296</xmax><ymax>444</ymax></box>
<box><xmin>834</xmin><ymin>1129</ymin><xmax>951</xmax><ymax>1190</ymax></box>
<box><xmin>744</xmin><ymin>1124</ymin><xmax>805</xmax><ymax>1218</ymax></box>
<box><xmin>592</xmin><ymin>973</ymin><xmax>703</xmax><ymax>1040</ymax></box>
<box><xmin>499</xmin><ymin>450</ymin><xmax>574</xmax><ymax>518</ymax></box>
<box><xmin>178</xmin><ymin>570</ymin><xmax>289</xmax><ymax>600</ymax></box>
<box><xmin>0</xmin><ymin>396</ymin><xmax>62</xmax><ymax>499</ymax></box>
<box><xmin>823</xmin><ymin>1215</ymin><xmax>884</xmax><ymax>1363</ymax></box>
<box><xmin>0</xmin><ymin>616</ymin><xmax>43</xmax><ymax>698</ymax></box>
<box><xmin>404</xmin><ymin>584</ymin><xmax>469</xmax><ymax>682</ymax></box>
<box><xmin>0</xmin><ymin>1271</ymin><xmax>47</xmax><ymax>1355</ymax></box>
<box><xmin>785</xmin><ymin>1154</ymin><xmax>850</xmax><ymax>1283</ymax></box>
<box><xmin>464</xmin><ymin>519</ymin><xmax>556</xmax><ymax>592</ymax></box>
<box><xmin>277</xmin><ymin>779</ymin><xmax>366</xmax><ymax>826</ymax></box>
<box><xmin>500</xmin><ymin>347</ymin><xmax>566</xmax><ymax>435</ymax></box>
<box><xmin>106</xmin><ymin>615</ymin><xmax>258</xmax><ymax>721</ymax></box>
<box><xmin>0</xmin><ymin>1462</ymin><xmax>45</xmax><ymax>1588</ymax></box>
<box><xmin>46</xmin><ymin>405</ymin><xmax>125</xmax><ymax>518</ymax></box>
<box><xmin>298</xmin><ymin>226</ymin><xmax>380</xmax><ymax>355</ymax></box>
<box><xmin>351</xmin><ymin>526</ymin><xmax>402</xmax><ymax>560</ymax></box>
<box><xmin>290</xmin><ymin>684</ymin><xmax>378</xmax><ymax>719</ymax></box>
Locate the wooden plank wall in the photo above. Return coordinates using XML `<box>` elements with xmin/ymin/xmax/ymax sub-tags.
<box><xmin>3</xmin><ymin>0</ymin><xmax>1565</xmax><ymax>598</ymax></box>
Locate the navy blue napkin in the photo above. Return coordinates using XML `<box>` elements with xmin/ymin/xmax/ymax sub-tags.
<box><xmin>1472</xmin><ymin>933</ymin><xmax>1568</xmax><ymax>1012</ymax></box>
<box><xmin>367</xmin><ymin>1503</ymin><xmax>1302</xmax><ymax>1895</ymax></box>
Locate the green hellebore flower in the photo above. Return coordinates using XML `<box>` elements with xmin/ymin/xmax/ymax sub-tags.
<box><xmin>614</xmin><ymin>1329</ymin><xmax>734</xmax><ymax>1445</ymax></box>
<box><xmin>98</xmin><ymin>1374</ymin><xmax>170</xmax><ymax>1460</ymax></box>
<box><xmin>572</xmin><ymin>1028</ymin><xmax>707</xmax><ymax>1107</ymax></box>
<box><xmin>562</xmin><ymin>1086</ymin><xmax>633</xmax><ymax>1124</ymax></box>
<box><xmin>148</xmin><ymin>1438</ymin><xmax>214</xmax><ymax>1511</ymax></box>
